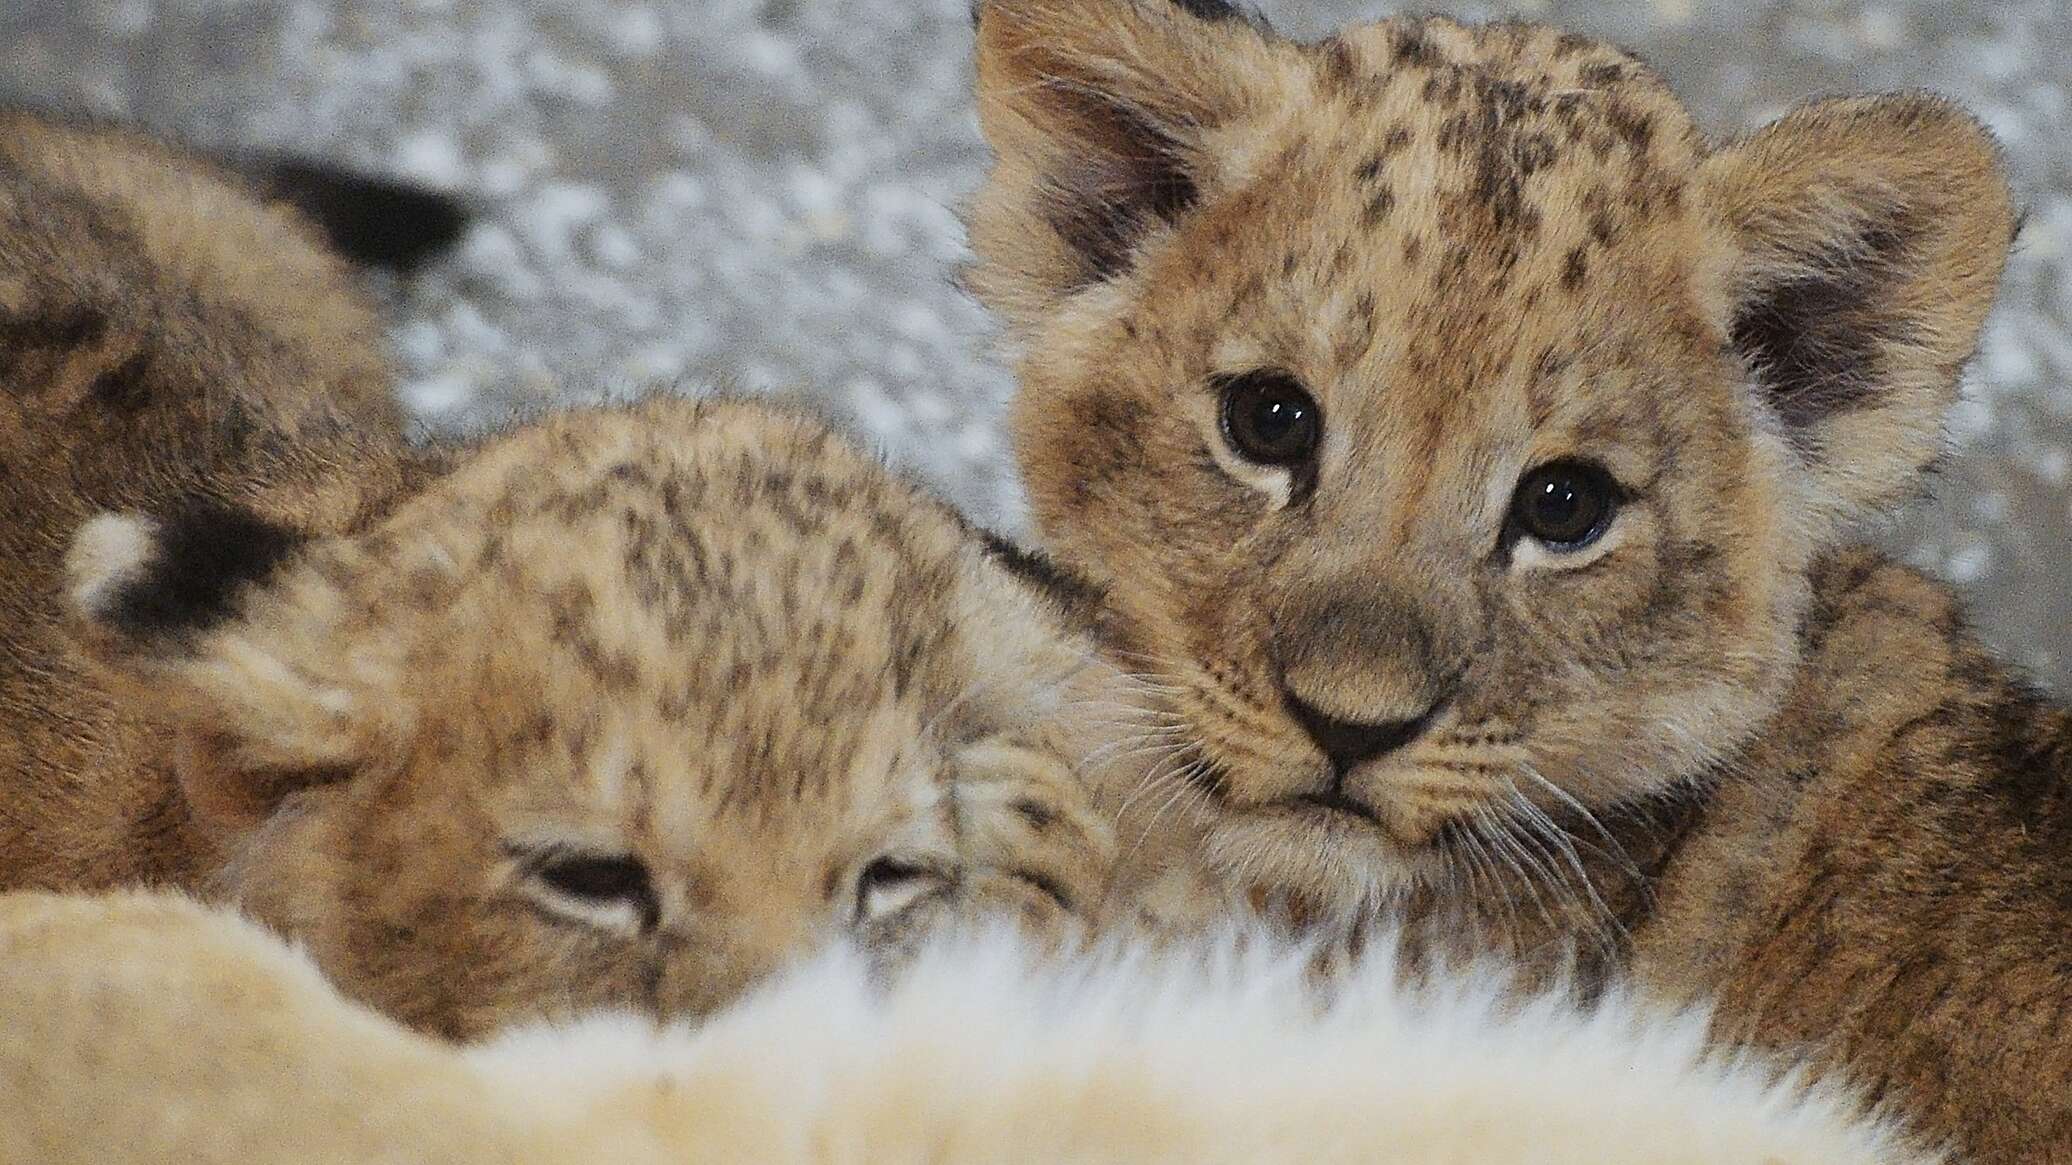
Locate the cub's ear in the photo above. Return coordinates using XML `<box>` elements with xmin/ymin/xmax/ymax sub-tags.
<box><xmin>66</xmin><ymin>505</ymin><xmax>403</xmax><ymax>830</ymax></box>
<box><xmin>241</xmin><ymin>155</ymin><xmax>472</xmax><ymax>273</ymax></box>
<box><xmin>968</xmin><ymin>0</ymin><xmax>1281</xmax><ymax>328</ymax></box>
<box><xmin>1698</xmin><ymin>94</ymin><xmax>2015</xmax><ymax>530</ymax></box>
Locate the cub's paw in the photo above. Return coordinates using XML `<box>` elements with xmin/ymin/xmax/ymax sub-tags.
<box><xmin>948</xmin><ymin>740</ymin><xmax>1118</xmax><ymax>946</ymax></box>
<box><xmin>1108</xmin><ymin>857</ymin><xmax>1250</xmax><ymax>946</ymax></box>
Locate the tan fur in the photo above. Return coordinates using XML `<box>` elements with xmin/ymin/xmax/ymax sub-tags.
<box><xmin>969</xmin><ymin>4</ymin><xmax>2063</xmax><ymax>1159</ymax></box>
<box><xmin>0</xmin><ymin>889</ymin><xmax>1938</xmax><ymax>1165</ymax></box>
<box><xmin>0</xmin><ymin>110</ymin><xmax>417</xmax><ymax>890</ymax></box>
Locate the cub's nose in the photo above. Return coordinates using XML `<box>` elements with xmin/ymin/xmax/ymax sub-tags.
<box><xmin>1284</xmin><ymin>691</ymin><xmax>1433</xmax><ymax>772</ymax></box>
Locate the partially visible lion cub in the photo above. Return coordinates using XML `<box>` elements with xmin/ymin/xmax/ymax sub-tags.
<box><xmin>966</xmin><ymin>1</ymin><xmax>2065</xmax><ymax>1159</ymax></box>
<box><xmin>0</xmin><ymin>889</ymin><xmax>1935</xmax><ymax>1165</ymax></box>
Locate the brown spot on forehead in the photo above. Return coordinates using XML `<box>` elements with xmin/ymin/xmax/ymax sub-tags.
<box><xmin>1561</xmin><ymin>245</ymin><xmax>1590</xmax><ymax>291</ymax></box>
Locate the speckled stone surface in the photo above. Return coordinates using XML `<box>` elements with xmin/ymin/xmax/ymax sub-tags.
<box><xmin>3</xmin><ymin>0</ymin><xmax>2067</xmax><ymax>688</ymax></box>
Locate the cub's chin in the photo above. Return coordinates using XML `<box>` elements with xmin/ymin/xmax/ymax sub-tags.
<box><xmin>1197</xmin><ymin>799</ymin><xmax>1447</xmax><ymax>924</ymax></box>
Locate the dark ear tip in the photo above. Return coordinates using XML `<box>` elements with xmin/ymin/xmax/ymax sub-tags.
<box><xmin>74</xmin><ymin>501</ymin><xmax>305</xmax><ymax>641</ymax></box>
<box><xmin>1165</xmin><ymin>0</ymin><xmax>1257</xmax><ymax>23</ymax></box>
<box><xmin>254</xmin><ymin>157</ymin><xmax>473</xmax><ymax>273</ymax></box>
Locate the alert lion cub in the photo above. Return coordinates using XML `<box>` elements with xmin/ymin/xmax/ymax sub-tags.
<box><xmin>968</xmin><ymin>1</ymin><xmax>2064</xmax><ymax>1159</ymax></box>
<box><xmin>0</xmin><ymin>889</ymin><xmax>1935</xmax><ymax>1165</ymax></box>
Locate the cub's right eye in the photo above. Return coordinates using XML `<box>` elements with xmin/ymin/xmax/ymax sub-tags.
<box><xmin>1505</xmin><ymin>460</ymin><xmax>1624</xmax><ymax>553</ymax></box>
<box><xmin>540</xmin><ymin>854</ymin><xmax>651</xmax><ymax>904</ymax></box>
<box><xmin>510</xmin><ymin>846</ymin><xmax>659</xmax><ymax>935</ymax></box>
<box><xmin>854</xmin><ymin>855</ymin><xmax>953</xmax><ymax>923</ymax></box>
<box><xmin>1216</xmin><ymin>370</ymin><xmax>1322</xmax><ymax>469</ymax></box>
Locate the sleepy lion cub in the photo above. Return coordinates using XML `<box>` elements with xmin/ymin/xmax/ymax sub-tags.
<box><xmin>55</xmin><ymin>396</ymin><xmax>1144</xmax><ymax>1038</ymax></box>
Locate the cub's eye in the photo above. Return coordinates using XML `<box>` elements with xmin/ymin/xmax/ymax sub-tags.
<box><xmin>540</xmin><ymin>854</ymin><xmax>652</xmax><ymax>904</ymax></box>
<box><xmin>516</xmin><ymin>847</ymin><xmax>660</xmax><ymax>933</ymax></box>
<box><xmin>1216</xmin><ymin>370</ymin><xmax>1322</xmax><ymax>468</ymax></box>
<box><xmin>1507</xmin><ymin>461</ymin><xmax>1622</xmax><ymax>551</ymax></box>
<box><xmin>854</xmin><ymin>855</ymin><xmax>952</xmax><ymax>923</ymax></box>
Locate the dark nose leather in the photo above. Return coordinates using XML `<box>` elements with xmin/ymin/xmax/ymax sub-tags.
<box><xmin>1285</xmin><ymin>691</ymin><xmax>1432</xmax><ymax>772</ymax></box>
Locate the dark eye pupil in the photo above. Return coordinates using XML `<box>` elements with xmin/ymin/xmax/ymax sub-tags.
<box><xmin>858</xmin><ymin>856</ymin><xmax>931</xmax><ymax>895</ymax></box>
<box><xmin>1250</xmin><ymin>397</ymin><xmax>1304</xmax><ymax>443</ymax></box>
<box><xmin>1218</xmin><ymin>371</ymin><xmax>1321</xmax><ymax>466</ymax></box>
<box><xmin>1511</xmin><ymin>463</ymin><xmax>1616</xmax><ymax>548</ymax></box>
<box><xmin>1532</xmin><ymin>479</ymin><xmax>1584</xmax><ymax>530</ymax></box>
<box><xmin>541</xmin><ymin>855</ymin><xmax>650</xmax><ymax>903</ymax></box>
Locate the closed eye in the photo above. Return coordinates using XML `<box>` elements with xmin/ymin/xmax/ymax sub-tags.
<box><xmin>854</xmin><ymin>854</ymin><xmax>953</xmax><ymax>923</ymax></box>
<box><xmin>507</xmin><ymin>843</ymin><xmax>659</xmax><ymax>935</ymax></box>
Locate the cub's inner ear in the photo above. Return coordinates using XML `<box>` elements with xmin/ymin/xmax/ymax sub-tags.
<box><xmin>1699</xmin><ymin>93</ymin><xmax>2014</xmax><ymax>528</ymax></box>
<box><xmin>67</xmin><ymin>505</ymin><xmax>391</xmax><ymax>831</ymax></box>
<box><xmin>968</xmin><ymin>0</ymin><xmax>1280</xmax><ymax>319</ymax></box>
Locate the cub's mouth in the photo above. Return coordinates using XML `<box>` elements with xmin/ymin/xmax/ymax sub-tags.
<box><xmin>1172</xmin><ymin>748</ymin><xmax>1457</xmax><ymax>911</ymax></box>
<box><xmin>1288</xmin><ymin>790</ymin><xmax>1380</xmax><ymax>825</ymax></box>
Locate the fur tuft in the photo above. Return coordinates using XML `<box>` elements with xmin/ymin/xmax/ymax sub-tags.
<box><xmin>474</xmin><ymin>925</ymin><xmax>1938</xmax><ymax>1164</ymax></box>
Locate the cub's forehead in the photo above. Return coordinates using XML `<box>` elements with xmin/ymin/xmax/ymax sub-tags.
<box><xmin>1227</xmin><ymin>16</ymin><xmax>1705</xmax><ymax>267</ymax></box>
<box><xmin>1316</xmin><ymin>17</ymin><xmax>1697</xmax><ymax>153</ymax></box>
<box><xmin>383</xmin><ymin>400</ymin><xmax>996</xmax><ymax>781</ymax></box>
<box><xmin>1147</xmin><ymin>18</ymin><xmax>1720</xmax><ymax>438</ymax></box>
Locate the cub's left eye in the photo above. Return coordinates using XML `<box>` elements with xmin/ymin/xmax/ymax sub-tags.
<box><xmin>854</xmin><ymin>854</ymin><xmax>953</xmax><ymax>923</ymax></box>
<box><xmin>540</xmin><ymin>854</ymin><xmax>652</xmax><ymax>905</ymax></box>
<box><xmin>1507</xmin><ymin>461</ymin><xmax>1622</xmax><ymax>552</ymax></box>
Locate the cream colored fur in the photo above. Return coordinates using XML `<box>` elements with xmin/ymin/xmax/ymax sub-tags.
<box><xmin>0</xmin><ymin>890</ymin><xmax>1933</xmax><ymax>1164</ymax></box>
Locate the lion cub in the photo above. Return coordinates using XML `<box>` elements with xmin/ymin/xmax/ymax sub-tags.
<box><xmin>968</xmin><ymin>1</ymin><xmax>2065</xmax><ymax>1159</ymax></box>
<box><xmin>0</xmin><ymin>108</ymin><xmax>1147</xmax><ymax>1038</ymax></box>
<box><xmin>59</xmin><ymin>396</ymin><xmax>1135</xmax><ymax>1038</ymax></box>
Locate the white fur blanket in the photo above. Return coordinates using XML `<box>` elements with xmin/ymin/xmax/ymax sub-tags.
<box><xmin>0</xmin><ymin>891</ymin><xmax>1931</xmax><ymax>1163</ymax></box>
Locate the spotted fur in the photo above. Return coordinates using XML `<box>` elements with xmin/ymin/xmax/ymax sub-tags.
<box><xmin>968</xmin><ymin>4</ymin><xmax>2060</xmax><ymax>1159</ymax></box>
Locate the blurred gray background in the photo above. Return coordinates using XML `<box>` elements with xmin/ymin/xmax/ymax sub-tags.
<box><xmin>3</xmin><ymin>0</ymin><xmax>2067</xmax><ymax>689</ymax></box>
